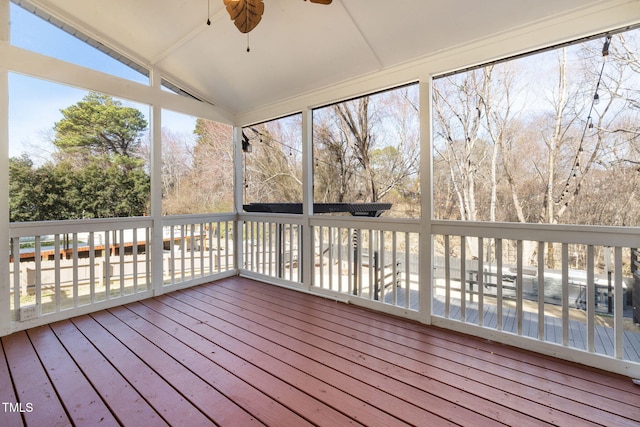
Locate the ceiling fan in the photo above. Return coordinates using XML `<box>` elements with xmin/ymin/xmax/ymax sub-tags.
<box><xmin>223</xmin><ymin>0</ymin><xmax>332</xmax><ymax>34</ymax></box>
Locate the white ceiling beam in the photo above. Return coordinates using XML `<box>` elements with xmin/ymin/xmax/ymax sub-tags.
<box><xmin>3</xmin><ymin>44</ymin><xmax>235</xmax><ymax>124</ymax></box>
<box><xmin>150</xmin><ymin>7</ymin><xmax>228</xmax><ymax>66</ymax></box>
<box><xmin>338</xmin><ymin>0</ymin><xmax>384</xmax><ymax>68</ymax></box>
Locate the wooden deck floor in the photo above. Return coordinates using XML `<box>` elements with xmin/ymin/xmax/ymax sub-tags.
<box><xmin>2</xmin><ymin>277</ymin><xmax>640</xmax><ymax>426</ymax></box>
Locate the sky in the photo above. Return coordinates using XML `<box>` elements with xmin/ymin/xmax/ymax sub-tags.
<box><xmin>8</xmin><ymin>3</ymin><xmax>197</xmax><ymax>164</ymax></box>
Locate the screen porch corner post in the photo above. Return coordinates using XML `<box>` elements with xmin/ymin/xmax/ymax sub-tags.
<box><xmin>233</xmin><ymin>125</ymin><xmax>244</xmax><ymax>273</ymax></box>
<box><xmin>419</xmin><ymin>77</ymin><xmax>433</xmax><ymax>325</ymax></box>
<box><xmin>0</xmin><ymin>0</ymin><xmax>11</xmax><ymax>335</ymax></box>
<box><xmin>149</xmin><ymin>68</ymin><xmax>165</xmax><ymax>297</ymax></box>
<box><xmin>301</xmin><ymin>108</ymin><xmax>314</xmax><ymax>290</ymax></box>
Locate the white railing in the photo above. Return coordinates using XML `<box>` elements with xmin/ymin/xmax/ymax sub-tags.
<box><xmin>239</xmin><ymin>214</ymin><xmax>303</xmax><ymax>285</ymax></box>
<box><xmin>6</xmin><ymin>212</ymin><xmax>640</xmax><ymax>375</ymax></box>
<box><xmin>432</xmin><ymin>221</ymin><xmax>640</xmax><ymax>370</ymax></box>
<box><xmin>9</xmin><ymin>218</ymin><xmax>153</xmax><ymax>329</ymax></box>
<box><xmin>311</xmin><ymin>216</ymin><xmax>421</xmax><ymax>315</ymax></box>
<box><xmin>238</xmin><ymin>214</ymin><xmax>422</xmax><ymax>316</ymax></box>
<box><xmin>161</xmin><ymin>214</ymin><xmax>236</xmax><ymax>290</ymax></box>
<box><xmin>239</xmin><ymin>214</ymin><xmax>640</xmax><ymax>374</ymax></box>
<box><xmin>6</xmin><ymin>214</ymin><xmax>236</xmax><ymax>333</ymax></box>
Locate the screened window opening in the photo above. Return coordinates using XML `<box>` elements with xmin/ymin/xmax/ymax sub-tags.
<box><xmin>312</xmin><ymin>83</ymin><xmax>420</xmax><ymax>218</ymax></box>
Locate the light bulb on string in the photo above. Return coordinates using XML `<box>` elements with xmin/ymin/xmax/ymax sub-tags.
<box><xmin>602</xmin><ymin>35</ymin><xmax>611</xmax><ymax>57</ymax></box>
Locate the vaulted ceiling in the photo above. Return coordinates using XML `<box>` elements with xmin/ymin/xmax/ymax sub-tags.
<box><xmin>16</xmin><ymin>0</ymin><xmax>640</xmax><ymax>120</ymax></box>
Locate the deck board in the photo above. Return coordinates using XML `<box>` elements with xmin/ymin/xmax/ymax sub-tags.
<box><xmin>217</xmin><ymin>279</ymin><xmax>637</xmax><ymax>426</ymax></box>
<box><xmin>2</xmin><ymin>331</ymin><xmax>70</xmax><ymax>427</ymax></box>
<box><xmin>366</xmin><ymin>292</ymin><xmax>640</xmax><ymax>403</ymax></box>
<box><xmin>89</xmin><ymin>309</ymin><xmax>260</xmax><ymax>427</ymax></box>
<box><xmin>242</xmin><ymin>290</ymin><xmax>626</xmax><ymax>424</ymax></box>
<box><xmin>170</xmin><ymin>288</ymin><xmax>466</xmax><ymax>425</ymax></box>
<box><xmin>70</xmin><ymin>315</ymin><xmax>212</xmax><ymax>427</ymax></box>
<box><xmin>121</xmin><ymin>299</ymin><xmax>344</xmax><ymax>427</ymax></box>
<box><xmin>205</xmin><ymin>283</ymin><xmax>547</xmax><ymax>425</ymax></box>
<box><xmin>2</xmin><ymin>276</ymin><xmax>640</xmax><ymax>426</ymax></box>
<box><xmin>132</xmin><ymin>300</ymin><xmax>408</xmax><ymax>425</ymax></box>
<box><xmin>49</xmin><ymin>320</ymin><xmax>168</xmax><ymax>427</ymax></box>
<box><xmin>108</xmin><ymin>304</ymin><xmax>314</xmax><ymax>427</ymax></box>
<box><xmin>0</xmin><ymin>339</ymin><xmax>24</xmax><ymax>427</ymax></box>
<box><xmin>26</xmin><ymin>325</ymin><xmax>120</xmax><ymax>427</ymax></box>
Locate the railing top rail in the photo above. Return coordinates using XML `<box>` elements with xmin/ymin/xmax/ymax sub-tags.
<box><xmin>9</xmin><ymin>217</ymin><xmax>154</xmax><ymax>237</ymax></box>
<box><xmin>9</xmin><ymin>214</ymin><xmax>239</xmax><ymax>237</ymax></box>
<box><xmin>161</xmin><ymin>213</ymin><xmax>236</xmax><ymax>226</ymax></box>
<box><xmin>310</xmin><ymin>215</ymin><xmax>421</xmax><ymax>233</ymax></box>
<box><xmin>239</xmin><ymin>212</ymin><xmax>307</xmax><ymax>226</ymax></box>
<box><xmin>240</xmin><ymin>212</ymin><xmax>422</xmax><ymax>231</ymax></box>
<box><xmin>432</xmin><ymin>220</ymin><xmax>640</xmax><ymax>247</ymax></box>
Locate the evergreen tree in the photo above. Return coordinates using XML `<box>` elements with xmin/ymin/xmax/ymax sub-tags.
<box><xmin>10</xmin><ymin>92</ymin><xmax>150</xmax><ymax>221</ymax></box>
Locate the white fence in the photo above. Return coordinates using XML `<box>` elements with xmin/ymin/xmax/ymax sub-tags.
<box><xmin>238</xmin><ymin>214</ymin><xmax>640</xmax><ymax>376</ymax></box>
<box><xmin>237</xmin><ymin>214</ymin><xmax>423</xmax><ymax>318</ymax></box>
<box><xmin>239</xmin><ymin>214</ymin><xmax>303</xmax><ymax>285</ymax></box>
<box><xmin>431</xmin><ymin>221</ymin><xmax>640</xmax><ymax>373</ymax></box>
<box><xmin>161</xmin><ymin>215</ymin><xmax>235</xmax><ymax>289</ymax></box>
<box><xmin>6</xmin><ymin>214</ymin><xmax>235</xmax><ymax>333</ymax></box>
<box><xmin>311</xmin><ymin>216</ymin><xmax>421</xmax><ymax>315</ymax></box>
<box><xmin>5</xmin><ymin>212</ymin><xmax>640</xmax><ymax>376</ymax></box>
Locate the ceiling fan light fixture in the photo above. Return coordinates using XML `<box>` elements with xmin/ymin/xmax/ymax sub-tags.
<box><xmin>224</xmin><ymin>0</ymin><xmax>264</xmax><ymax>34</ymax></box>
<box><xmin>224</xmin><ymin>0</ymin><xmax>332</xmax><ymax>34</ymax></box>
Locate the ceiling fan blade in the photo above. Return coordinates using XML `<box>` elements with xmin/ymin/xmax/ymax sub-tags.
<box><xmin>223</xmin><ymin>0</ymin><xmax>264</xmax><ymax>33</ymax></box>
<box><xmin>308</xmin><ymin>0</ymin><xmax>333</xmax><ymax>3</ymax></box>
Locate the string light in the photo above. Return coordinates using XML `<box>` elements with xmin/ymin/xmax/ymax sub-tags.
<box><xmin>242</xmin><ymin>124</ymin><xmax>418</xmax><ymax>197</ymax></box>
<box><xmin>602</xmin><ymin>36</ymin><xmax>611</xmax><ymax>56</ymax></box>
<box><xmin>555</xmin><ymin>35</ymin><xmax>611</xmax><ymax>204</ymax></box>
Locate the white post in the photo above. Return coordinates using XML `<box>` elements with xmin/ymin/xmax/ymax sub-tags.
<box><xmin>233</xmin><ymin>125</ymin><xmax>244</xmax><ymax>273</ymax></box>
<box><xmin>0</xmin><ymin>0</ymin><xmax>6</xmax><ymax>42</ymax></box>
<box><xmin>149</xmin><ymin>68</ymin><xmax>164</xmax><ymax>296</ymax></box>
<box><xmin>0</xmin><ymin>0</ymin><xmax>10</xmax><ymax>335</ymax></box>
<box><xmin>301</xmin><ymin>108</ymin><xmax>314</xmax><ymax>290</ymax></box>
<box><xmin>419</xmin><ymin>77</ymin><xmax>433</xmax><ymax>324</ymax></box>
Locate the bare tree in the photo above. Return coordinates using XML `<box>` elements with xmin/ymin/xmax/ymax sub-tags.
<box><xmin>433</xmin><ymin>69</ymin><xmax>492</xmax><ymax>222</ymax></box>
<box><xmin>333</xmin><ymin>98</ymin><xmax>379</xmax><ymax>201</ymax></box>
<box><xmin>161</xmin><ymin>129</ymin><xmax>192</xmax><ymax>200</ymax></box>
<box><xmin>314</xmin><ymin>121</ymin><xmax>357</xmax><ymax>202</ymax></box>
<box><xmin>312</xmin><ymin>86</ymin><xmax>420</xmax><ymax>216</ymax></box>
<box><xmin>161</xmin><ymin>119</ymin><xmax>234</xmax><ymax>215</ymax></box>
<box><xmin>243</xmin><ymin>118</ymin><xmax>303</xmax><ymax>204</ymax></box>
<box><xmin>191</xmin><ymin>119</ymin><xmax>235</xmax><ymax>212</ymax></box>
